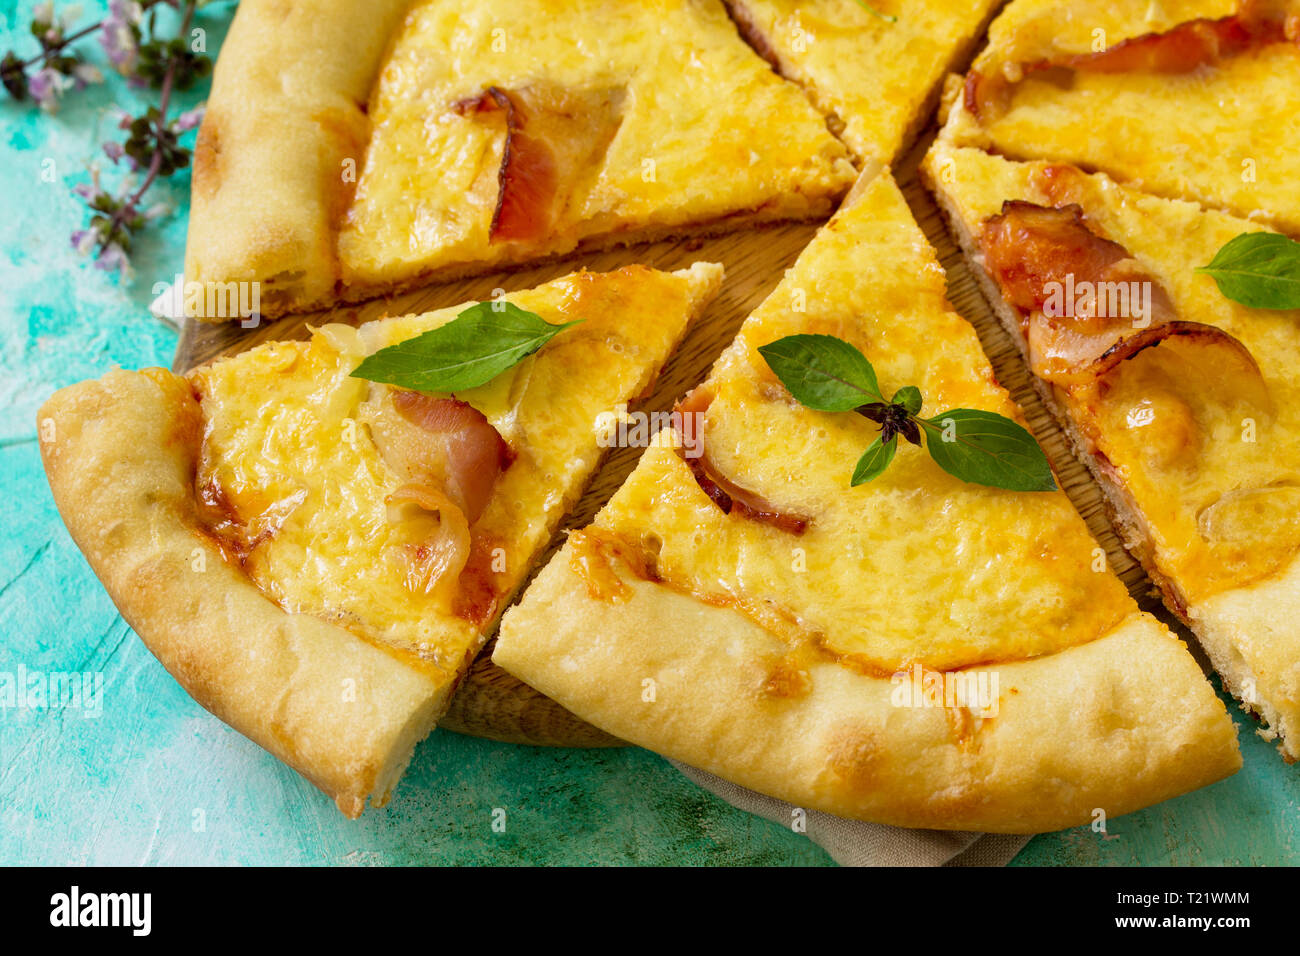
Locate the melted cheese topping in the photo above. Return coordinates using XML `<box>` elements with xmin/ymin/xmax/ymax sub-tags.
<box><xmin>190</xmin><ymin>263</ymin><xmax>719</xmax><ymax>675</ymax></box>
<box><xmin>726</xmin><ymin>0</ymin><xmax>1001</xmax><ymax>164</ymax></box>
<box><xmin>338</xmin><ymin>0</ymin><xmax>854</xmax><ymax>286</ymax></box>
<box><xmin>590</xmin><ymin>173</ymin><xmax>1135</xmax><ymax>673</ymax></box>
<box><xmin>946</xmin><ymin>0</ymin><xmax>1300</xmax><ymax>233</ymax></box>
<box><xmin>927</xmin><ymin>144</ymin><xmax>1300</xmax><ymax>606</ymax></box>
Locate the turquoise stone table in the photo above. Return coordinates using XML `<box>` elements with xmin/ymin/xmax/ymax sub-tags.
<box><xmin>1</xmin><ymin>0</ymin><xmax>1295</xmax><ymax>866</ymax></box>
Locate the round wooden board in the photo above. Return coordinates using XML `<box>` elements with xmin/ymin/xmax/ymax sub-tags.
<box><xmin>172</xmin><ymin>132</ymin><xmax>1179</xmax><ymax>748</ymax></box>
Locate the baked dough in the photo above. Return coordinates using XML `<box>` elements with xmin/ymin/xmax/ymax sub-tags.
<box><xmin>185</xmin><ymin>0</ymin><xmax>854</xmax><ymax>320</ymax></box>
<box><xmin>493</xmin><ymin>169</ymin><xmax>1241</xmax><ymax>831</ymax></box>
<box><xmin>39</xmin><ymin>263</ymin><xmax>723</xmax><ymax>815</ymax></box>
<box><xmin>925</xmin><ymin>141</ymin><xmax>1300</xmax><ymax>760</ymax></box>
<box><xmin>723</xmin><ymin>0</ymin><xmax>1002</xmax><ymax>164</ymax></box>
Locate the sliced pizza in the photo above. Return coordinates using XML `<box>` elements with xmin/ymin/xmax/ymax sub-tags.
<box><xmin>38</xmin><ymin>262</ymin><xmax>723</xmax><ymax>816</ymax></box>
<box><xmin>185</xmin><ymin>0</ymin><xmax>854</xmax><ymax>321</ymax></box>
<box><xmin>723</xmin><ymin>0</ymin><xmax>1002</xmax><ymax>164</ymax></box>
<box><xmin>493</xmin><ymin>169</ymin><xmax>1240</xmax><ymax>832</ymax></box>
<box><xmin>924</xmin><ymin>141</ymin><xmax>1300</xmax><ymax>760</ymax></box>
<box><xmin>941</xmin><ymin>0</ymin><xmax>1300</xmax><ymax>235</ymax></box>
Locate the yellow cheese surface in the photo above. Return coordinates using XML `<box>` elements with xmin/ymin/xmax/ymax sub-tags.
<box><xmin>338</xmin><ymin>0</ymin><xmax>854</xmax><ymax>287</ymax></box>
<box><xmin>725</xmin><ymin>0</ymin><xmax>1001</xmax><ymax>164</ymax></box>
<box><xmin>927</xmin><ymin>143</ymin><xmax>1300</xmax><ymax>607</ymax></box>
<box><xmin>590</xmin><ymin>172</ymin><xmax>1137</xmax><ymax>674</ymax></box>
<box><xmin>189</xmin><ymin>263</ymin><xmax>720</xmax><ymax>676</ymax></box>
<box><xmin>945</xmin><ymin>0</ymin><xmax>1300</xmax><ymax>234</ymax></box>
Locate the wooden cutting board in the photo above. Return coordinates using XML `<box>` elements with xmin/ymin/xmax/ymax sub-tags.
<box><xmin>171</xmin><ymin>131</ymin><xmax>1171</xmax><ymax>748</ymax></box>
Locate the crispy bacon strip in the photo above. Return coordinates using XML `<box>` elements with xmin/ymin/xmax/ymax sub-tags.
<box><xmin>454</xmin><ymin>84</ymin><xmax>624</xmax><ymax>244</ymax></box>
<box><xmin>387</xmin><ymin>391</ymin><xmax>514</xmax><ymax>526</ymax></box>
<box><xmin>979</xmin><ymin>201</ymin><xmax>1176</xmax><ymax>384</ymax></box>
<box><xmin>1081</xmin><ymin>320</ymin><xmax>1273</xmax><ymax>414</ymax></box>
<box><xmin>965</xmin><ymin>7</ymin><xmax>1296</xmax><ymax>118</ymax></box>
<box><xmin>979</xmin><ymin>200</ymin><xmax>1272</xmax><ymax>414</ymax></box>
<box><xmin>676</xmin><ymin>388</ymin><xmax>810</xmax><ymax>536</ymax></box>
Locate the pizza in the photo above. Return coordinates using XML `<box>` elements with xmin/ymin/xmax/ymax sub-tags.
<box><xmin>925</xmin><ymin>142</ymin><xmax>1300</xmax><ymax>761</ymax></box>
<box><xmin>492</xmin><ymin>169</ymin><xmax>1241</xmax><ymax>832</ymax></box>
<box><xmin>722</xmin><ymin>0</ymin><xmax>1003</xmax><ymax>164</ymax></box>
<box><xmin>38</xmin><ymin>262</ymin><xmax>723</xmax><ymax>816</ymax></box>
<box><xmin>184</xmin><ymin>0</ymin><xmax>855</xmax><ymax>321</ymax></box>
<box><xmin>942</xmin><ymin>0</ymin><xmax>1300</xmax><ymax>235</ymax></box>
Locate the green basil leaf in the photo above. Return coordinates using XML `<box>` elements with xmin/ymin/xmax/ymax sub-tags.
<box><xmin>891</xmin><ymin>385</ymin><xmax>922</xmax><ymax>417</ymax></box>
<box><xmin>351</xmin><ymin>301</ymin><xmax>580</xmax><ymax>393</ymax></box>
<box><xmin>851</xmin><ymin>435</ymin><xmax>897</xmax><ymax>486</ymax></box>
<box><xmin>1196</xmin><ymin>232</ymin><xmax>1300</xmax><ymax>310</ymax></box>
<box><xmin>921</xmin><ymin>409</ymin><xmax>1056</xmax><ymax>492</ymax></box>
<box><xmin>757</xmin><ymin>334</ymin><xmax>883</xmax><ymax>411</ymax></box>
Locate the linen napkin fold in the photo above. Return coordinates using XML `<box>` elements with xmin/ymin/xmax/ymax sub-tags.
<box><xmin>670</xmin><ymin>759</ymin><xmax>1029</xmax><ymax>867</ymax></box>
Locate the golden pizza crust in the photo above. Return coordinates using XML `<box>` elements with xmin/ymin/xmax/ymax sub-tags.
<box><xmin>38</xmin><ymin>370</ymin><xmax>446</xmax><ymax>818</ymax></box>
<box><xmin>185</xmin><ymin>0</ymin><xmax>412</xmax><ymax>319</ymax></box>
<box><xmin>495</xmin><ymin>526</ymin><xmax>1240</xmax><ymax>832</ymax></box>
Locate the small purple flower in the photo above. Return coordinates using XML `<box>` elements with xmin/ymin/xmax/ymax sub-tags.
<box><xmin>173</xmin><ymin>105</ymin><xmax>205</xmax><ymax>132</ymax></box>
<box><xmin>70</xmin><ymin>228</ymin><xmax>97</xmax><ymax>256</ymax></box>
<box><xmin>99</xmin><ymin>0</ymin><xmax>142</xmax><ymax>72</ymax></box>
<box><xmin>95</xmin><ymin>241</ymin><xmax>131</xmax><ymax>279</ymax></box>
<box><xmin>28</xmin><ymin>67</ymin><xmax>66</xmax><ymax>112</ymax></box>
<box><xmin>102</xmin><ymin>140</ymin><xmax>125</xmax><ymax>162</ymax></box>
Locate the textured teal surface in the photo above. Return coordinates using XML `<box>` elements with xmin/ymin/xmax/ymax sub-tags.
<box><xmin>1</xmin><ymin>0</ymin><xmax>1295</xmax><ymax>866</ymax></box>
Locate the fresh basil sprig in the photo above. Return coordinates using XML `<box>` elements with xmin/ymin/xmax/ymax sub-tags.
<box><xmin>351</xmin><ymin>301</ymin><xmax>580</xmax><ymax>393</ymax></box>
<box><xmin>757</xmin><ymin>334</ymin><xmax>1056</xmax><ymax>492</ymax></box>
<box><xmin>1196</xmin><ymin>232</ymin><xmax>1300</xmax><ymax>310</ymax></box>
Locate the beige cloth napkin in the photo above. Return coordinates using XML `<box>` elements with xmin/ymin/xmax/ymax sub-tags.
<box><xmin>671</xmin><ymin>760</ymin><xmax>1030</xmax><ymax>867</ymax></box>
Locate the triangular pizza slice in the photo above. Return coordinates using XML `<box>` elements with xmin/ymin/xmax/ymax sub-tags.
<box><xmin>493</xmin><ymin>169</ymin><xmax>1240</xmax><ymax>832</ymax></box>
<box><xmin>942</xmin><ymin>0</ymin><xmax>1300</xmax><ymax>234</ymax></box>
<box><xmin>39</xmin><ymin>262</ymin><xmax>723</xmax><ymax>815</ymax></box>
<box><xmin>926</xmin><ymin>141</ymin><xmax>1300</xmax><ymax>760</ymax></box>
<box><xmin>185</xmin><ymin>0</ymin><xmax>854</xmax><ymax>320</ymax></box>
<box><xmin>723</xmin><ymin>0</ymin><xmax>1002</xmax><ymax>164</ymax></box>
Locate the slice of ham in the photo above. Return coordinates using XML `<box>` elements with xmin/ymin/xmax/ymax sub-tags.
<box><xmin>676</xmin><ymin>388</ymin><xmax>810</xmax><ymax>536</ymax></box>
<box><xmin>454</xmin><ymin>83</ymin><xmax>625</xmax><ymax>244</ymax></box>
<box><xmin>978</xmin><ymin>201</ymin><xmax>1177</xmax><ymax>385</ymax></box>
<box><xmin>367</xmin><ymin>389</ymin><xmax>514</xmax><ymax>526</ymax></box>
<box><xmin>364</xmin><ymin>388</ymin><xmax>514</xmax><ymax>607</ymax></box>
<box><xmin>965</xmin><ymin>5</ymin><xmax>1297</xmax><ymax>118</ymax></box>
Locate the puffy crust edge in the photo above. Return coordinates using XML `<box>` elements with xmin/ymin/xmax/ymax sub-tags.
<box><xmin>494</xmin><ymin>535</ymin><xmax>1240</xmax><ymax>833</ymax></box>
<box><xmin>38</xmin><ymin>369</ymin><xmax>449</xmax><ymax>817</ymax></box>
<box><xmin>184</xmin><ymin>0</ymin><xmax>412</xmax><ymax>319</ymax></box>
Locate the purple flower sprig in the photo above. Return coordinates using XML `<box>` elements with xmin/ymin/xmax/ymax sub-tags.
<box><xmin>2</xmin><ymin>1</ymin><xmax>213</xmax><ymax>279</ymax></box>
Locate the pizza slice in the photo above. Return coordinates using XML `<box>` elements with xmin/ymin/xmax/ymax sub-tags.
<box><xmin>184</xmin><ymin>0</ymin><xmax>854</xmax><ymax>321</ymax></box>
<box><xmin>722</xmin><ymin>0</ymin><xmax>1002</xmax><ymax>164</ymax></box>
<box><xmin>38</xmin><ymin>262</ymin><xmax>723</xmax><ymax>816</ymax></box>
<box><xmin>941</xmin><ymin>0</ymin><xmax>1300</xmax><ymax>235</ymax></box>
<box><xmin>924</xmin><ymin>141</ymin><xmax>1300</xmax><ymax>760</ymax></box>
<box><xmin>493</xmin><ymin>169</ymin><xmax>1241</xmax><ymax>832</ymax></box>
